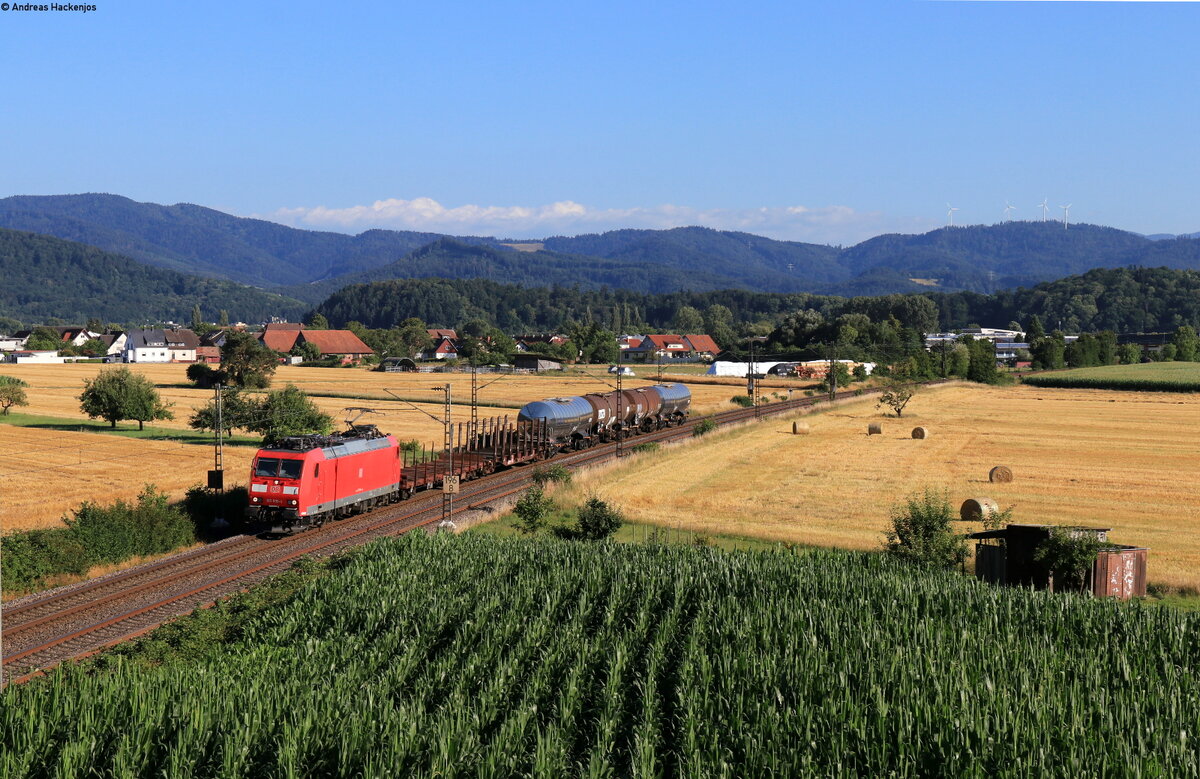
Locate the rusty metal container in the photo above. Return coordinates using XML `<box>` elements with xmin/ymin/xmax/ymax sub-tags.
<box><xmin>1092</xmin><ymin>547</ymin><xmax>1148</xmax><ymax>600</ymax></box>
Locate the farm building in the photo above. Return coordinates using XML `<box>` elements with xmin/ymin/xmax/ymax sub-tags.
<box><xmin>514</xmin><ymin>355</ymin><xmax>562</xmax><ymax>372</ymax></box>
<box><xmin>4</xmin><ymin>350</ymin><xmax>68</xmax><ymax>364</ymax></box>
<box><xmin>257</xmin><ymin>323</ymin><xmax>373</xmax><ymax>363</ymax></box>
<box><xmin>969</xmin><ymin>524</ymin><xmax>1148</xmax><ymax>599</ymax></box>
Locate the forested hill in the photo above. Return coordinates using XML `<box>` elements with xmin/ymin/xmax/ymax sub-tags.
<box><xmin>839</xmin><ymin>222</ymin><xmax>1162</xmax><ymax>292</ymax></box>
<box><xmin>0</xmin><ymin>229</ymin><xmax>306</xmax><ymax>325</ymax></box>
<box><xmin>277</xmin><ymin>238</ymin><xmax>755</xmax><ymax>303</ymax></box>
<box><xmin>5</xmin><ymin>194</ymin><xmax>1200</xmax><ymax>300</ymax></box>
<box><xmin>0</xmin><ymin>194</ymin><xmax>475</xmax><ymax>288</ymax></box>
<box><xmin>313</xmin><ymin>266</ymin><xmax>1200</xmax><ymax>336</ymax></box>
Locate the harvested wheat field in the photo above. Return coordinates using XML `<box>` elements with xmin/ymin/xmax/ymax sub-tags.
<box><xmin>0</xmin><ymin>425</ymin><xmax>256</xmax><ymax>533</ymax></box>
<box><xmin>573</xmin><ymin>384</ymin><xmax>1200</xmax><ymax>590</ymax></box>
<box><xmin>0</xmin><ymin>362</ymin><xmax>764</xmax><ymax>435</ymax></box>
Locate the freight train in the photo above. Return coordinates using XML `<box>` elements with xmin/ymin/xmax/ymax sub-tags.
<box><xmin>246</xmin><ymin>384</ymin><xmax>690</xmax><ymax>533</ymax></box>
<box><xmin>246</xmin><ymin>419</ymin><xmax>552</xmax><ymax>534</ymax></box>
<box><xmin>516</xmin><ymin>383</ymin><xmax>691</xmax><ymax>449</ymax></box>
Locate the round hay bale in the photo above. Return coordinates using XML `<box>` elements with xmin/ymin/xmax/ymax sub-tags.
<box><xmin>960</xmin><ymin>497</ymin><xmax>999</xmax><ymax>523</ymax></box>
<box><xmin>792</xmin><ymin>421</ymin><xmax>810</xmax><ymax>435</ymax></box>
<box><xmin>867</xmin><ymin>423</ymin><xmax>883</xmax><ymax>435</ymax></box>
<box><xmin>911</xmin><ymin>426</ymin><xmax>929</xmax><ymax>439</ymax></box>
<box><xmin>989</xmin><ymin>465</ymin><xmax>1013</xmax><ymax>483</ymax></box>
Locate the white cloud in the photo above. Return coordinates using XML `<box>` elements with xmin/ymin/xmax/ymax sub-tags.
<box><xmin>257</xmin><ymin>197</ymin><xmax>936</xmax><ymax>245</ymax></box>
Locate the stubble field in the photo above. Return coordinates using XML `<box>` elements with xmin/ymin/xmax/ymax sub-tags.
<box><xmin>570</xmin><ymin>383</ymin><xmax>1200</xmax><ymax>590</ymax></box>
<box><xmin>0</xmin><ymin>362</ymin><xmax>786</xmax><ymax>532</ymax></box>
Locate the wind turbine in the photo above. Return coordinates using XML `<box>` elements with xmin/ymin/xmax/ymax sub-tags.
<box><xmin>1060</xmin><ymin>204</ymin><xmax>1072</xmax><ymax>229</ymax></box>
<box><xmin>1003</xmin><ymin>201</ymin><xmax>1017</xmax><ymax>222</ymax></box>
<box><xmin>1038</xmin><ymin>198</ymin><xmax>1049</xmax><ymax>222</ymax></box>
<box><xmin>947</xmin><ymin>203</ymin><xmax>959</xmax><ymax>227</ymax></box>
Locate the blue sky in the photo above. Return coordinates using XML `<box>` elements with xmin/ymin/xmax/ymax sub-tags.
<box><xmin>1</xmin><ymin>0</ymin><xmax>1197</xmax><ymax>244</ymax></box>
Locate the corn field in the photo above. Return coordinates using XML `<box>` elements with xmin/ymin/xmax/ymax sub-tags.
<box><xmin>3</xmin><ymin>535</ymin><xmax>1199</xmax><ymax>777</ymax></box>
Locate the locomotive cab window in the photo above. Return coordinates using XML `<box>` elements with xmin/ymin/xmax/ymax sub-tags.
<box><xmin>279</xmin><ymin>460</ymin><xmax>303</xmax><ymax>480</ymax></box>
<box><xmin>254</xmin><ymin>458</ymin><xmax>281</xmax><ymax>477</ymax></box>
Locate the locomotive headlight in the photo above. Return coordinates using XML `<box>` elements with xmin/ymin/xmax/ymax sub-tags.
<box><xmin>251</xmin><ymin>496</ymin><xmax>260</xmax><ymax>503</ymax></box>
<box><xmin>289</xmin><ymin>499</ymin><xmax>298</xmax><ymax>506</ymax></box>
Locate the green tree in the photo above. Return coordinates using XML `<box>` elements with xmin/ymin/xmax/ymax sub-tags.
<box><xmin>1026</xmin><ymin>315</ymin><xmax>1045</xmax><ymax>342</ymax></box>
<box><xmin>290</xmin><ymin>341</ymin><xmax>322</xmax><ymax>363</ymax></box>
<box><xmin>188</xmin><ymin>387</ymin><xmax>254</xmax><ymax>435</ymax></box>
<box><xmin>876</xmin><ymin>374</ymin><xmax>917</xmax><ymax>417</ymax></box>
<box><xmin>1030</xmin><ymin>332</ymin><xmax>1066</xmax><ymax>370</ymax></box>
<box><xmin>1171</xmin><ymin>326</ymin><xmax>1198</xmax><ymax>361</ymax></box>
<box><xmin>306</xmin><ymin>313</ymin><xmax>330</xmax><ymax>330</ymax></box>
<box><xmin>191</xmin><ymin>304</ymin><xmax>203</xmax><ymax>330</ymax></box>
<box><xmin>220</xmin><ymin>331</ymin><xmax>277</xmax><ymax>388</ymax></box>
<box><xmin>964</xmin><ymin>337</ymin><xmax>1000</xmax><ymax>383</ymax></box>
<box><xmin>218</xmin><ymin>310</ymin><xmax>230</xmax><ymax>327</ymax></box>
<box><xmin>79</xmin><ymin>367</ymin><xmax>174</xmax><ymax>430</ymax></box>
<box><xmin>883</xmin><ymin>489</ymin><xmax>967</xmax><ymax>569</ymax></box>
<box><xmin>568</xmin><ymin>322</ymin><xmax>617</xmax><ymax>364</ymax></box>
<box><xmin>672</xmin><ymin>305</ymin><xmax>704</xmax><ymax>333</ymax></box>
<box><xmin>25</xmin><ymin>326</ymin><xmax>64</xmax><ymax>351</ymax></box>
<box><xmin>513</xmin><ymin>486</ymin><xmax>554</xmax><ymax>535</ymax></box>
<box><xmin>248</xmin><ymin>385</ymin><xmax>334</xmax><ymax>444</ymax></box>
<box><xmin>0</xmin><ymin>375</ymin><xmax>29</xmax><ymax>415</ymax></box>
<box><xmin>1034</xmin><ymin>527</ymin><xmax>1103</xmax><ymax>594</ymax></box>
<box><xmin>1117</xmin><ymin>343</ymin><xmax>1142</xmax><ymax>365</ymax></box>
<box><xmin>575</xmin><ymin>496</ymin><xmax>623</xmax><ymax>541</ymax></box>
<box><xmin>78</xmin><ymin>338</ymin><xmax>108</xmax><ymax>357</ymax></box>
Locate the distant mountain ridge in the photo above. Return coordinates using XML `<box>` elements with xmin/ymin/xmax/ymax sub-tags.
<box><xmin>0</xmin><ymin>228</ymin><xmax>306</xmax><ymax>324</ymax></box>
<box><xmin>4</xmin><ymin>193</ymin><xmax>1200</xmax><ymax>301</ymax></box>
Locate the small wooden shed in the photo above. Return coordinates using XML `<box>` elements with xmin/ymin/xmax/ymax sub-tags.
<box><xmin>967</xmin><ymin>524</ymin><xmax>1148</xmax><ymax>599</ymax></box>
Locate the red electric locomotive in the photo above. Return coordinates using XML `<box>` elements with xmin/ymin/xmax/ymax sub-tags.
<box><xmin>245</xmin><ymin>424</ymin><xmax>403</xmax><ymax>534</ymax></box>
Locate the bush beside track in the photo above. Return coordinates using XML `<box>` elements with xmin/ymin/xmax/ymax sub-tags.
<box><xmin>5</xmin><ymin>534</ymin><xmax>1199</xmax><ymax>777</ymax></box>
<box><xmin>0</xmin><ymin>487</ymin><xmax>245</xmax><ymax>593</ymax></box>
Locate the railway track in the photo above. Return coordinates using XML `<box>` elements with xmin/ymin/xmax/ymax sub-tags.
<box><xmin>1</xmin><ymin>382</ymin><xmax>898</xmax><ymax>684</ymax></box>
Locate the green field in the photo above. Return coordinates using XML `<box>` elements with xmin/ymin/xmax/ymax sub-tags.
<box><xmin>1023</xmin><ymin>361</ymin><xmax>1200</xmax><ymax>391</ymax></box>
<box><xmin>5</xmin><ymin>534</ymin><xmax>1200</xmax><ymax>777</ymax></box>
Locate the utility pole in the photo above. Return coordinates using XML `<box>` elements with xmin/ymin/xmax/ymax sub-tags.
<box><xmin>209</xmin><ymin>384</ymin><xmax>227</xmax><ymax>529</ymax></box>
<box><xmin>749</xmin><ymin>340</ymin><xmax>761</xmax><ymax>418</ymax></box>
<box><xmin>470</xmin><ymin>361</ymin><xmax>479</xmax><ymax>439</ymax></box>
<box><xmin>657</xmin><ymin>351</ymin><xmax>663</xmax><ymax>382</ymax></box>
<box><xmin>435</xmin><ymin>383</ymin><xmax>455</xmax><ymax>524</ymax></box>
<box><xmin>615</xmin><ymin>348</ymin><xmax>627</xmax><ymax>457</ymax></box>
<box><xmin>827</xmin><ymin>344</ymin><xmax>838</xmax><ymax>402</ymax></box>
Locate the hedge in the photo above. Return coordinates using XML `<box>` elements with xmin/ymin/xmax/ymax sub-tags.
<box><xmin>0</xmin><ymin>485</ymin><xmax>244</xmax><ymax>594</ymax></box>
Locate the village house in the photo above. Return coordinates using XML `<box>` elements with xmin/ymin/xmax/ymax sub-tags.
<box><xmin>418</xmin><ymin>336</ymin><xmax>460</xmax><ymax>361</ymax></box>
<box><xmin>164</xmin><ymin>328</ymin><xmax>200</xmax><ymax>362</ymax></box>
<box><xmin>624</xmin><ymin>334</ymin><xmax>722</xmax><ymax>363</ymax></box>
<box><xmin>123</xmin><ymin>329</ymin><xmax>171</xmax><ymax>363</ymax></box>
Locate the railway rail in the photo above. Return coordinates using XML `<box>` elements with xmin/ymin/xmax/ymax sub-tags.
<box><xmin>1</xmin><ymin>381</ymin><xmax>908</xmax><ymax>684</ymax></box>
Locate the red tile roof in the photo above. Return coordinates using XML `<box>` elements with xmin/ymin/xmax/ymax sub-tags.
<box><xmin>641</xmin><ymin>334</ymin><xmax>690</xmax><ymax>351</ymax></box>
<box><xmin>298</xmin><ymin>330</ymin><xmax>373</xmax><ymax>356</ymax></box>
<box><xmin>259</xmin><ymin>329</ymin><xmax>301</xmax><ymax>353</ymax></box>
<box><xmin>684</xmin><ymin>334</ymin><xmax>720</xmax><ymax>354</ymax></box>
<box><xmin>428</xmin><ymin>329</ymin><xmax>457</xmax><ymax>340</ymax></box>
<box><xmin>266</xmin><ymin>322</ymin><xmax>305</xmax><ymax>331</ymax></box>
